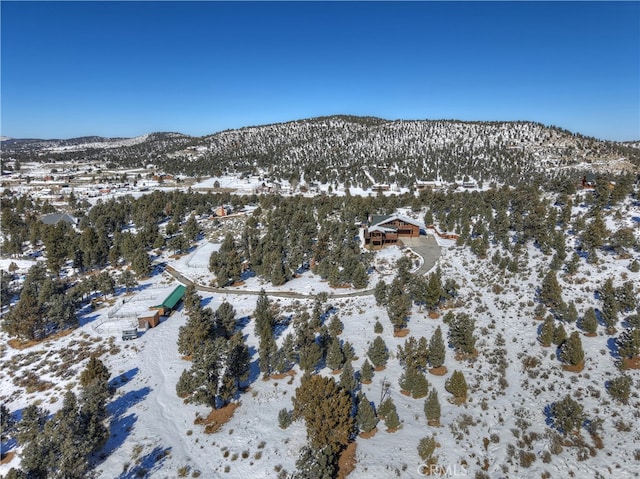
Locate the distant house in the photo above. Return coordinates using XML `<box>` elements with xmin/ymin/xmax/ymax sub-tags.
<box><xmin>364</xmin><ymin>214</ymin><xmax>424</xmax><ymax>248</ymax></box>
<box><xmin>581</xmin><ymin>174</ymin><xmax>596</xmax><ymax>189</ymax></box>
<box><xmin>41</xmin><ymin>212</ymin><xmax>79</xmax><ymax>227</ymax></box>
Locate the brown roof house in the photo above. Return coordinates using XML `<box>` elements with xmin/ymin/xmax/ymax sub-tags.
<box><xmin>364</xmin><ymin>214</ymin><xmax>424</xmax><ymax>248</ymax></box>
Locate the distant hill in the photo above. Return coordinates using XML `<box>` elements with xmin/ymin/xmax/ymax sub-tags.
<box><xmin>2</xmin><ymin>116</ymin><xmax>638</xmax><ymax>187</ymax></box>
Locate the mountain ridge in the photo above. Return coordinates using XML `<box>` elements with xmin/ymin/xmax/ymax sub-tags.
<box><xmin>2</xmin><ymin>116</ymin><xmax>638</xmax><ymax>186</ymax></box>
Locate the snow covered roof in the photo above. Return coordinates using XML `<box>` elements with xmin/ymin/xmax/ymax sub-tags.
<box><xmin>41</xmin><ymin>212</ymin><xmax>78</xmax><ymax>226</ymax></box>
<box><xmin>370</xmin><ymin>213</ymin><xmax>425</xmax><ymax>229</ymax></box>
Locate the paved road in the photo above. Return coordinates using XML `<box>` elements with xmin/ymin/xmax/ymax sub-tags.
<box><xmin>164</xmin><ymin>235</ymin><xmax>441</xmax><ymax>299</ymax></box>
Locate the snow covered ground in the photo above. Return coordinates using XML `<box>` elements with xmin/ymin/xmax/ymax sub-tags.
<box><xmin>1</xmin><ymin>199</ymin><xmax>639</xmax><ymax>479</ymax></box>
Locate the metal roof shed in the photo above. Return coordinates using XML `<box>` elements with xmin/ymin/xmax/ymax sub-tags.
<box><xmin>153</xmin><ymin>284</ymin><xmax>186</xmax><ymax>314</ymax></box>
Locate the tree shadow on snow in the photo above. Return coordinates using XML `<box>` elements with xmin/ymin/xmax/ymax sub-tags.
<box><xmin>116</xmin><ymin>445</ymin><xmax>172</xmax><ymax>479</ymax></box>
<box><xmin>109</xmin><ymin>368</ymin><xmax>139</xmax><ymax>390</ymax></box>
<box><xmin>607</xmin><ymin>337</ymin><xmax>620</xmax><ymax>359</ymax></box>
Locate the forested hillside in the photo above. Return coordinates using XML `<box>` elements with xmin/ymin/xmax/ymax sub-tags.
<box><xmin>3</xmin><ymin>116</ymin><xmax>638</xmax><ymax>187</ymax></box>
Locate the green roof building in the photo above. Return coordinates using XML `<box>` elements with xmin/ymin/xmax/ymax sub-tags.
<box><xmin>153</xmin><ymin>284</ymin><xmax>186</xmax><ymax>314</ymax></box>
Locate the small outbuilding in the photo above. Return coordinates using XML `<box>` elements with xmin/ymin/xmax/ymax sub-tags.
<box><xmin>152</xmin><ymin>284</ymin><xmax>186</xmax><ymax>316</ymax></box>
<box><xmin>138</xmin><ymin>309</ymin><xmax>161</xmax><ymax>330</ymax></box>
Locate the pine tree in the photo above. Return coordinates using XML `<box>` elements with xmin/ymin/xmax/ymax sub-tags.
<box><xmin>417</xmin><ymin>435</ymin><xmax>437</xmax><ymax>462</ymax></box>
<box><xmin>428</xmin><ymin>326</ymin><xmax>446</xmax><ymax>368</ymax></box>
<box><xmin>448</xmin><ymin>313</ymin><xmax>476</xmax><ymax>355</ymax></box>
<box><xmin>294</xmin><ymin>445</ymin><xmax>337</xmax><ymax>479</ymax></box>
<box><xmin>374</xmin><ymin>280</ymin><xmax>387</xmax><ymax>306</ymax></box>
<box><xmin>553</xmin><ymin>323</ymin><xmax>567</xmax><ymax>346</ymax></box>
<box><xmin>551</xmin><ymin>395</ymin><xmax>585</xmax><ymax>435</ymax></box>
<box><xmin>387</xmin><ymin>283</ymin><xmax>411</xmax><ymax>332</ymax></box>
<box><xmin>215</xmin><ymin>301</ymin><xmax>237</xmax><ymax>338</ymax></box>
<box><xmin>412</xmin><ymin>369</ymin><xmax>430</xmax><ymax>399</ymax></box>
<box><xmin>617</xmin><ymin>328</ymin><xmax>640</xmax><ymax>359</ymax></box>
<box><xmin>360</xmin><ymin>359</ymin><xmax>374</xmax><ymax>383</ymax></box>
<box><xmin>425</xmin><ymin>271</ymin><xmax>443</xmax><ymax>312</ymax></box>
<box><xmin>580</xmin><ymin>308</ymin><xmax>598</xmax><ymax>334</ymax></box>
<box><xmin>367</xmin><ymin>336</ymin><xmax>389</xmax><ymax>369</ymax></box>
<box><xmin>325</xmin><ymin>338</ymin><xmax>345</xmax><ymax>371</ymax></box>
<box><xmin>292</xmin><ymin>374</ymin><xmax>354</xmax><ymax>455</ymax></box>
<box><xmin>374</xmin><ymin>320</ymin><xmax>383</xmax><ymax>334</ymax></box>
<box><xmin>563</xmin><ymin>301</ymin><xmax>578</xmax><ymax>324</ymax></box>
<box><xmin>377</xmin><ymin>397</ymin><xmax>395</xmax><ymax>420</ymax></box>
<box><xmin>385</xmin><ymin>408</ymin><xmax>401</xmax><ymax>431</ymax></box>
<box><xmin>560</xmin><ymin>331</ymin><xmax>584</xmax><ymax>366</ymax></box>
<box><xmin>177</xmin><ymin>306</ymin><xmax>215</xmax><ymax>357</ymax></box>
<box><xmin>351</xmin><ymin>263</ymin><xmax>369</xmax><ymax>289</ymax></box>
<box><xmin>424</xmin><ymin>390</ymin><xmax>441</xmax><ymax>426</ymax></box>
<box><xmin>607</xmin><ymin>375</ymin><xmax>632</xmax><ymax>404</ymax></box>
<box><xmin>226</xmin><ymin>332</ymin><xmax>251</xmax><ymax>390</ymax></box>
<box><xmin>540</xmin><ymin>270</ymin><xmax>563</xmax><ymax>310</ymax></box>
<box><xmin>445</xmin><ymin>370</ymin><xmax>468</xmax><ymax>403</ymax></box>
<box><xmin>600</xmin><ymin>277</ymin><xmax>619</xmax><ymax>331</ymax></box>
<box><xmin>328</xmin><ymin>315</ymin><xmax>344</xmax><ymax>336</ymax></box>
<box><xmin>278</xmin><ymin>408</ymin><xmax>293</xmax><ymax>429</ymax></box>
<box><xmin>342</xmin><ymin>340</ymin><xmax>355</xmax><ymax>363</ymax></box>
<box><xmin>79</xmin><ymin>356</ymin><xmax>110</xmax><ymax>389</ymax></box>
<box><xmin>355</xmin><ymin>392</ymin><xmax>378</xmax><ymax>433</ymax></box>
<box><xmin>339</xmin><ymin>360</ymin><xmax>357</xmax><ymax>392</ymax></box>
<box><xmin>539</xmin><ymin>316</ymin><xmax>554</xmax><ymax>346</ymax></box>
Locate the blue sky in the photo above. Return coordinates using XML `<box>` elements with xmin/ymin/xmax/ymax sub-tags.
<box><xmin>2</xmin><ymin>1</ymin><xmax>639</xmax><ymax>141</ymax></box>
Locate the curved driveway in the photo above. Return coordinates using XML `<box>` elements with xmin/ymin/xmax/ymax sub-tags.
<box><xmin>164</xmin><ymin>235</ymin><xmax>441</xmax><ymax>299</ymax></box>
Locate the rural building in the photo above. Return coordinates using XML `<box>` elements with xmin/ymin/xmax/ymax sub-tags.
<box><xmin>41</xmin><ymin>212</ymin><xmax>79</xmax><ymax>226</ymax></box>
<box><xmin>364</xmin><ymin>214</ymin><xmax>424</xmax><ymax>248</ymax></box>
<box><xmin>137</xmin><ymin>310</ymin><xmax>161</xmax><ymax>330</ymax></box>
<box><xmin>152</xmin><ymin>284</ymin><xmax>186</xmax><ymax>315</ymax></box>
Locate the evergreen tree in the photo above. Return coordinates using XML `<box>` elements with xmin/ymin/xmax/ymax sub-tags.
<box><xmin>177</xmin><ymin>306</ymin><xmax>215</xmax><ymax>357</ymax></box>
<box><xmin>560</xmin><ymin>331</ymin><xmax>585</xmax><ymax>366</ymax></box>
<box><xmin>374</xmin><ymin>280</ymin><xmax>387</xmax><ymax>306</ymax></box>
<box><xmin>600</xmin><ymin>277</ymin><xmax>619</xmax><ymax>330</ymax></box>
<box><xmin>342</xmin><ymin>340</ymin><xmax>355</xmax><ymax>363</ymax></box>
<box><xmin>294</xmin><ymin>445</ymin><xmax>337</xmax><ymax>479</ymax></box>
<box><xmin>292</xmin><ymin>374</ymin><xmax>354</xmax><ymax>455</ymax></box>
<box><xmin>326</xmin><ymin>338</ymin><xmax>345</xmax><ymax>371</ymax></box>
<box><xmin>387</xmin><ymin>281</ymin><xmax>411</xmax><ymax>332</ymax></box>
<box><xmin>377</xmin><ymin>397</ymin><xmax>395</xmax><ymax>420</ymax></box>
<box><xmin>385</xmin><ymin>408</ymin><xmax>401</xmax><ymax>431</ymax></box>
<box><xmin>339</xmin><ymin>360</ymin><xmax>357</xmax><ymax>392</ymax></box>
<box><xmin>579</xmin><ymin>308</ymin><xmax>598</xmax><ymax>334</ymax></box>
<box><xmin>428</xmin><ymin>326</ymin><xmax>446</xmax><ymax>368</ymax></box>
<box><xmin>563</xmin><ymin>301</ymin><xmax>578</xmax><ymax>324</ymax></box>
<box><xmin>617</xmin><ymin>328</ymin><xmax>640</xmax><ymax>360</ymax></box>
<box><xmin>79</xmin><ymin>356</ymin><xmax>110</xmax><ymax>389</ymax></box>
<box><xmin>360</xmin><ymin>359</ymin><xmax>374</xmax><ymax>383</ymax></box>
<box><xmin>553</xmin><ymin>323</ymin><xmax>567</xmax><ymax>346</ymax></box>
<box><xmin>351</xmin><ymin>262</ymin><xmax>369</xmax><ymax>289</ymax></box>
<box><xmin>417</xmin><ymin>435</ymin><xmax>438</xmax><ymax>463</ymax></box>
<box><xmin>540</xmin><ymin>270</ymin><xmax>563</xmax><ymax>310</ymax></box>
<box><xmin>424</xmin><ymin>271</ymin><xmax>443</xmax><ymax>311</ymax></box>
<box><xmin>424</xmin><ymin>390</ymin><xmax>441</xmax><ymax>426</ymax></box>
<box><xmin>226</xmin><ymin>332</ymin><xmax>251</xmax><ymax>390</ymax></box>
<box><xmin>448</xmin><ymin>313</ymin><xmax>476</xmax><ymax>355</ymax></box>
<box><xmin>328</xmin><ymin>314</ymin><xmax>344</xmax><ymax>336</ymax></box>
<box><xmin>367</xmin><ymin>336</ymin><xmax>389</xmax><ymax>369</ymax></box>
<box><xmin>374</xmin><ymin>320</ymin><xmax>383</xmax><ymax>334</ymax></box>
<box><xmin>607</xmin><ymin>375</ymin><xmax>632</xmax><ymax>404</ymax></box>
<box><xmin>445</xmin><ymin>370</ymin><xmax>468</xmax><ymax>403</ymax></box>
<box><xmin>215</xmin><ymin>301</ymin><xmax>237</xmax><ymax>338</ymax></box>
<box><xmin>538</xmin><ymin>317</ymin><xmax>554</xmax><ymax>347</ymax></box>
<box><xmin>355</xmin><ymin>392</ymin><xmax>378</xmax><ymax>433</ymax></box>
<box><xmin>412</xmin><ymin>369</ymin><xmax>430</xmax><ymax>399</ymax></box>
<box><xmin>550</xmin><ymin>395</ymin><xmax>585</xmax><ymax>435</ymax></box>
